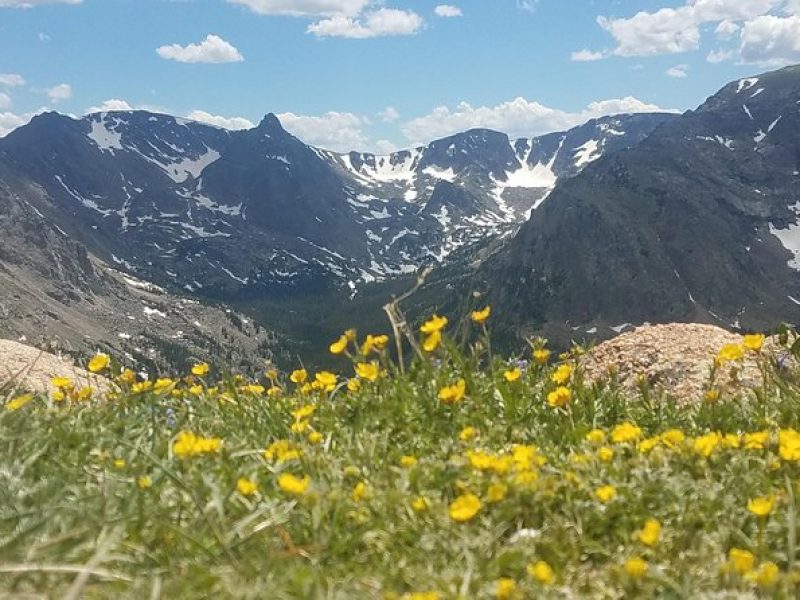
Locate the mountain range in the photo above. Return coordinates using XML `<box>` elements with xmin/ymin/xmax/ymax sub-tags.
<box><xmin>1</xmin><ymin>64</ymin><xmax>799</xmax><ymax>369</ymax></box>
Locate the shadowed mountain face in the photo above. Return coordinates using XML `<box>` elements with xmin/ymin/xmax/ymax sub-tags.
<box><xmin>480</xmin><ymin>65</ymin><xmax>800</xmax><ymax>345</ymax></box>
<box><xmin>0</xmin><ymin>108</ymin><xmax>672</xmax><ymax>299</ymax></box>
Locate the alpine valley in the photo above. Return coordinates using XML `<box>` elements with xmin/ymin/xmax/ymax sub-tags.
<box><xmin>2</xmin><ymin>65</ymin><xmax>800</xmax><ymax>369</ymax></box>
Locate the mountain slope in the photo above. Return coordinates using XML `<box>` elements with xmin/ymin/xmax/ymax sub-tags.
<box><xmin>481</xmin><ymin>65</ymin><xmax>800</xmax><ymax>344</ymax></box>
<box><xmin>0</xmin><ymin>163</ymin><xmax>277</xmax><ymax>372</ymax></box>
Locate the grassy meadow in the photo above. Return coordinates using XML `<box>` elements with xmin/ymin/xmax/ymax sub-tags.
<box><xmin>2</xmin><ymin>314</ymin><xmax>800</xmax><ymax>598</ymax></box>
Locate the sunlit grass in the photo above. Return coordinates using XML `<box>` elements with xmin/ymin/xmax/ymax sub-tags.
<box><xmin>2</xmin><ymin>318</ymin><xmax>800</xmax><ymax>598</ymax></box>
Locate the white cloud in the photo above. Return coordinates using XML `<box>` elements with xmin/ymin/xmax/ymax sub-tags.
<box><xmin>715</xmin><ymin>19</ymin><xmax>740</xmax><ymax>38</ymax></box>
<box><xmin>434</xmin><ymin>4</ymin><xmax>462</xmax><ymax>18</ymax></box>
<box><xmin>0</xmin><ymin>107</ymin><xmax>46</xmax><ymax>138</ymax></box>
<box><xmin>0</xmin><ymin>73</ymin><xmax>25</xmax><ymax>87</ymax></box>
<box><xmin>187</xmin><ymin>110</ymin><xmax>254</xmax><ymax>130</ymax></box>
<box><xmin>156</xmin><ymin>34</ymin><xmax>244</xmax><ymax>63</ymax></box>
<box><xmin>597</xmin><ymin>0</ymin><xmax>780</xmax><ymax>57</ymax></box>
<box><xmin>374</xmin><ymin>139</ymin><xmax>398</xmax><ymax>154</ymax></box>
<box><xmin>666</xmin><ymin>64</ymin><xmax>689</xmax><ymax>77</ymax></box>
<box><xmin>401</xmin><ymin>96</ymin><xmax>677</xmax><ymax>146</ymax></box>
<box><xmin>277</xmin><ymin>111</ymin><xmax>368</xmax><ymax>151</ymax></box>
<box><xmin>706</xmin><ymin>48</ymin><xmax>734</xmax><ymax>62</ymax></box>
<box><xmin>226</xmin><ymin>0</ymin><xmax>369</xmax><ymax>17</ymax></box>
<box><xmin>46</xmin><ymin>83</ymin><xmax>71</xmax><ymax>102</ymax></box>
<box><xmin>739</xmin><ymin>14</ymin><xmax>800</xmax><ymax>65</ymax></box>
<box><xmin>86</xmin><ymin>98</ymin><xmax>133</xmax><ymax>113</ymax></box>
<box><xmin>379</xmin><ymin>105</ymin><xmax>399</xmax><ymax>122</ymax></box>
<box><xmin>571</xmin><ymin>49</ymin><xmax>606</xmax><ymax>61</ymax></box>
<box><xmin>0</xmin><ymin>0</ymin><xmax>80</xmax><ymax>6</ymax></box>
<box><xmin>308</xmin><ymin>8</ymin><xmax>423</xmax><ymax>38</ymax></box>
<box><xmin>0</xmin><ymin>93</ymin><xmax>10</xmax><ymax>110</ymax></box>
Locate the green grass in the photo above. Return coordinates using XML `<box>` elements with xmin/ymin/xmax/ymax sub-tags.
<box><xmin>2</xmin><ymin>328</ymin><xmax>800</xmax><ymax>599</ymax></box>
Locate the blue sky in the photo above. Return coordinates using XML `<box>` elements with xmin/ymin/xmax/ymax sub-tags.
<box><xmin>1</xmin><ymin>0</ymin><xmax>799</xmax><ymax>151</ymax></box>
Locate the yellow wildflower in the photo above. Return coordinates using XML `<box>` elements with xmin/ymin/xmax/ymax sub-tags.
<box><xmin>779</xmin><ymin>429</ymin><xmax>800</xmax><ymax>461</ymax></box>
<box><xmin>403</xmin><ymin>592</ymin><xmax>440</xmax><ymax>600</ymax></box>
<box><xmin>173</xmin><ymin>431</ymin><xmax>222</xmax><ymax>457</ymax></box>
<box><xmin>637</xmin><ymin>518</ymin><xmax>661</xmax><ymax>546</ymax></box>
<box><xmin>595</xmin><ymin>485</ymin><xmax>616</xmax><ymax>503</ymax></box>
<box><xmin>503</xmin><ymin>368</ymin><xmax>522</xmax><ymax>383</ymax></box>
<box><xmin>585</xmin><ymin>429</ymin><xmax>606</xmax><ymax>444</ymax></box>
<box><xmin>290</xmin><ymin>369</ymin><xmax>308</xmax><ymax>384</ymax></box>
<box><xmin>611</xmin><ymin>422</ymin><xmax>643</xmax><ymax>444</ymax></box>
<box><xmin>347</xmin><ymin>378</ymin><xmax>361</xmax><ymax>392</ymax></box>
<box><xmin>513</xmin><ymin>470</ymin><xmax>539</xmax><ymax>488</ymax></box>
<box><xmin>438</xmin><ymin>379</ymin><xmax>466</xmax><ymax>404</ymax></box>
<box><xmin>487</xmin><ymin>482</ymin><xmax>508</xmax><ymax>503</ymax></box>
<box><xmin>308</xmin><ymin>431</ymin><xmax>324</xmax><ymax>445</ymax></box>
<box><xmin>528</xmin><ymin>561</ymin><xmax>555</xmax><ymax>585</ymax></box>
<box><xmin>638</xmin><ymin>437</ymin><xmax>660</xmax><ymax>453</ymax></box>
<box><xmin>314</xmin><ymin>371</ymin><xmax>338</xmax><ymax>392</ymax></box>
<box><xmin>411</xmin><ymin>496</ymin><xmax>429</xmax><ymax>512</ymax></box>
<box><xmin>51</xmin><ymin>390</ymin><xmax>66</xmax><ymax>403</ymax></box>
<box><xmin>6</xmin><ymin>393</ymin><xmax>33</xmax><ymax>411</ymax></box>
<box><xmin>717</xmin><ymin>342</ymin><xmax>745</xmax><ymax>364</ymax></box>
<box><xmin>660</xmin><ymin>429</ymin><xmax>686</xmax><ymax>448</ymax></box>
<box><xmin>87</xmin><ymin>353</ymin><xmax>110</xmax><ymax>373</ymax></box>
<box><xmin>728</xmin><ymin>548</ymin><xmax>756</xmax><ymax>575</ymax></box>
<box><xmin>420</xmin><ymin>314</ymin><xmax>448</xmax><ymax>334</ymax></box>
<box><xmin>191</xmin><ymin>362</ymin><xmax>209</xmax><ymax>376</ymax></box>
<box><xmin>422</xmin><ymin>330</ymin><xmax>441</xmax><ymax>353</ymax></box>
<box><xmin>459</xmin><ymin>426</ymin><xmax>478</xmax><ymax>441</ymax></box>
<box><xmin>743</xmin><ymin>431</ymin><xmax>769</xmax><ymax>450</ymax></box>
<box><xmin>747</xmin><ymin>496</ymin><xmax>774</xmax><ymax>517</ymax></box>
<box><xmin>361</xmin><ymin>334</ymin><xmax>389</xmax><ymax>355</ymax></box>
<box><xmin>50</xmin><ymin>376</ymin><xmax>73</xmax><ymax>389</ymax></box>
<box><xmin>533</xmin><ymin>349</ymin><xmax>551</xmax><ymax>364</ymax></box>
<box><xmin>551</xmin><ymin>363</ymin><xmax>572</xmax><ymax>384</ymax></box>
<box><xmin>494</xmin><ymin>578</ymin><xmax>516</xmax><ymax>600</ymax></box>
<box><xmin>471</xmin><ymin>306</ymin><xmax>491</xmax><ymax>324</ymax></box>
<box><xmin>329</xmin><ymin>334</ymin><xmax>348</xmax><ymax>355</ymax></box>
<box><xmin>278</xmin><ymin>473</ymin><xmax>310</xmax><ymax>496</ymax></box>
<box><xmin>113</xmin><ymin>458</ymin><xmax>126</xmax><ymax>469</ymax></box>
<box><xmin>743</xmin><ymin>333</ymin><xmax>765</xmax><ymax>352</ymax></box>
<box><xmin>243</xmin><ymin>384</ymin><xmax>265</xmax><ymax>395</ymax></box>
<box><xmin>76</xmin><ymin>387</ymin><xmax>93</xmax><ymax>401</ymax></box>
<box><xmin>292</xmin><ymin>404</ymin><xmax>316</xmax><ymax>421</ymax></box>
<box><xmin>400</xmin><ymin>455</ymin><xmax>418</xmax><ymax>468</ymax></box>
<box><xmin>547</xmin><ymin>386</ymin><xmax>571</xmax><ymax>407</ymax></box>
<box><xmin>693</xmin><ymin>432</ymin><xmax>721</xmax><ymax>457</ymax></box>
<box><xmin>237</xmin><ymin>477</ymin><xmax>258</xmax><ymax>496</ymax></box>
<box><xmin>753</xmin><ymin>562</ymin><xmax>780</xmax><ymax>587</ymax></box>
<box><xmin>355</xmin><ymin>362</ymin><xmax>380</xmax><ymax>382</ymax></box>
<box><xmin>137</xmin><ymin>475</ymin><xmax>152</xmax><ymax>489</ymax></box>
<box><xmin>449</xmin><ymin>493</ymin><xmax>481</xmax><ymax>522</ymax></box>
<box><xmin>352</xmin><ymin>481</ymin><xmax>369</xmax><ymax>502</ymax></box>
<box><xmin>291</xmin><ymin>420</ymin><xmax>309</xmax><ymax>434</ymax></box>
<box><xmin>597</xmin><ymin>447</ymin><xmax>614</xmax><ymax>463</ymax></box>
<box><xmin>264</xmin><ymin>440</ymin><xmax>301</xmax><ymax>462</ymax></box>
<box><xmin>624</xmin><ymin>557</ymin><xmax>648</xmax><ymax>579</ymax></box>
<box><xmin>705</xmin><ymin>389</ymin><xmax>720</xmax><ymax>403</ymax></box>
<box><xmin>118</xmin><ymin>369</ymin><xmax>136</xmax><ymax>385</ymax></box>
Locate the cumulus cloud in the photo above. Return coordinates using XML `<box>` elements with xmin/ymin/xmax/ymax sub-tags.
<box><xmin>401</xmin><ymin>96</ymin><xmax>677</xmax><ymax>146</ymax></box>
<box><xmin>0</xmin><ymin>73</ymin><xmax>25</xmax><ymax>87</ymax></box>
<box><xmin>715</xmin><ymin>19</ymin><xmax>741</xmax><ymax>38</ymax></box>
<box><xmin>46</xmin><ymin>83</ymin><xmax>71</xmax><ymax>102</ymax></box>
<box><xmin>277</xmin><ymin>111</ymin><xmax>369</xmax><ymax>151</ymax></box>
<box><xmin>86</xmin><ymin>98</ymin><xmax>133</xmax><ymax>113</ymax></box>
<box><xmin>0</xmin><ymin>0</ymin><xmax>80</xmax><ymax>6</ymax></box>
<box><xmin>595</xmin><ymin>0</ymin><xmax>780</xmax><ymax>57</ymax></box>
<box><xmin>0</xmin><ymin>93</ymin><xmax>10</xmax><ymax>110</ymax></box>
<box><xmin>226</xmin><ymin>0</ymin><xmax>369</xmax><ymax>17</ymax></box>
<box><xmin>156</xmin><ymin>34</ymin><xmax>244</xmax><ymax>63</ymax></box>
<box><xmin>187</xmin><ymin>109</ymin><xmax>254</xmax><ymax>130</ymax></box>
<box><xmin>666</xmin><ymin>64</ymin><xmax>689</xmax><ymax>77</ymax></box>
<box><xmin>434</xmin><ymin>4</ymin><xmax>462</xmax><ymax>18</ymax></box>
<box><xmin>739</xmin><ymin>14</ymin><xmax>800</xmax><ymax>65</ymax></box>
<box><xmin>379</xmin><ymin>106</ymin><xmax>399</xmax><ymax>122</ymax></box>
<box><xmin>374</xmin><ymin>139</ymin><xmax>398</xmax><ymax>154</ymax></box>
<box><xmin>0</xmin><ymin>106</ymin><xmax>47</xmax><ymax>138</ymax></box>
<box><xmin>307</xmin><ymin>8</ymin><xmax>423</xmax><ymax>38</ymax></box>
<box><xmin>571</xmin><ymin>49</ymin><xmax>606</xmax><ymax>61</ymax></box>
